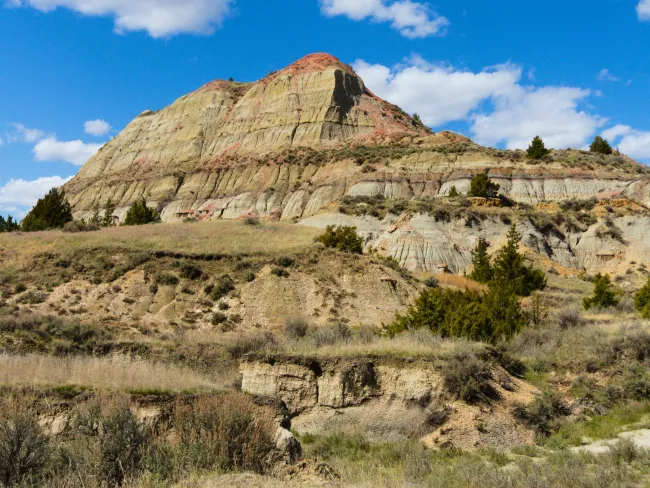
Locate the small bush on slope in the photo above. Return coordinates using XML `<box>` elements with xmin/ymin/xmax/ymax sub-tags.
<box><xmin>317</xmin><ymin>225</ymin><xmax>364</xmax><ymax>254</ymax></box>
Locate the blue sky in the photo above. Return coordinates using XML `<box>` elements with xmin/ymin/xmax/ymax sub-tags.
<box><xmin>1</xmin><ymin>0</ymin><xmax>650</xmax><ymax>216</ymax></box>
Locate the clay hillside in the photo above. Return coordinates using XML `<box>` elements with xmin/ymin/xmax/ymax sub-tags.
<box><xmin>64</xmin><ymin>53</ymin><xmax>650</xmax><ymax>276</ymax></box>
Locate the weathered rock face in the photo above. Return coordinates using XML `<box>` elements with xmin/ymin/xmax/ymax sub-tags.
<box><xmin>64</xmin><ymin>52</ymin><xmax>650</xmax><ymax>225</ymax></box>
<box><xmin>240</xmin><ymin>356</ymin><xmax>538</xmax><ymax>449</ymax></box>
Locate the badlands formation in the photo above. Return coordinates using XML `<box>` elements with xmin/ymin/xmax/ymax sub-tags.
<box><xmin>64</xmin><ymin>53</ymin><xmax>650</xmax><ymax>275</ymax></box>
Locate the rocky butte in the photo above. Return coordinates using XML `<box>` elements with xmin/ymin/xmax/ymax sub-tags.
<box><xmin>64</xmin><ymin>53</ymin><xmax>650</xmax><ymax>275</ymax></box>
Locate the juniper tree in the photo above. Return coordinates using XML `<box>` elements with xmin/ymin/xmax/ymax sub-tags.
<box><xmin>590</xmin><ymin>136</ymin><xmax>613</xmax><ymax>155</ymax></box>
<box><xmin>468</xmin><ymin>173</ymin><xmax>500</xmax><ymax>198</ymax></box>
<box><xmin>470</xmin><ymin>238</ymin><xmax>493</xmax><ymax>283</ymax></box>
<box><xmin>526</xmin><ymin>136</ymin><xmax>550</xmax><ymax>160</ymax></box>
<box><xmin>21</xmin><ymin>188</ymin><xmax>72</xmax><ymax>232</ymax></box>
<box><xmin>123</xmin><ymin>198</ymin><xmax>160</xmax><ymax>226</ymax></box>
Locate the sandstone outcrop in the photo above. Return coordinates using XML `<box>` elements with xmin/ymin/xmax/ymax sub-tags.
<box><xmin>240</xmin><ymin>356</ymin><xmax>538</xmax><ymax>449</ymax></box>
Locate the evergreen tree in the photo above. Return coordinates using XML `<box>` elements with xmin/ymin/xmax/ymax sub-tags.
<box><xmin>468</xmin><ymin>173</ymin><xmax>500</xmax><ymax>198</ymax></box>
<box><xmin>583</xmin><ymin>273</ymin><xmax>620</xmax><ymax>310</ymax></box>
<box><xmin>470</xmin><ymin>238</ymin><xmax>493</xmax><ymax>283</ymax></box>
<box><xmin>491</xmin><ymin>224</ymin><xmax>547</xmax><ymax>297</ymax></box>
<box><xmin>590</xmin><ymin>136</ymin><xmax>613</xmax><ymax>155</ymax></box>
<box><xmin>448</xmin><ymin>186</ymin><xmax>460</xmax><ymax>198</ymax></box>
<box><xmin>526</xmin><ymin>136</ymin><xmax>550</xmax><ymax>159</ymax></box>
<box><xmin>101</xmin><ymin>199</ymin><xmax>117</xmax><ymax>227</ymax></box>
<box><xmin>123</xmin><ymin>198</ymin><xmax>160</xmax><ymax>226</ymax></box>
<box><xmin>635</xmin><ymin>277</ymin><xmax>650</xmax><ymax>318</ymax></box>
<box><xmin>0</xmin><ymin>216</ymin><xmax>19</xmax><ymax>233</ymax></box>
<box><xmin>21</xmin><ymin>188</ymin><xmax>72</xmax><ymax>232</ymax></box>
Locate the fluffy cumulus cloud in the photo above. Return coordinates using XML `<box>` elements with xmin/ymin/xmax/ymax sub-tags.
<box><xmin>355</xmin><ymin>56</ymin><xmax>604</xmax><ymax>150</ymax></box>
<box><xmin>602</xmin><ymin>125</ymin><xmax>650</xmax><ymax>159</ymax></box>
<box><xmin>471</xmin><ymin>86</ymin><xmax>604</xmax><ymax>150</ymax></box>
<box><xmin>320</xmin><ymin>0</ymin><xmax>449</xmax><ymax>38</ymax></box>
<box><xmin>33</xmin><ymin>137</ymin><xmax>103</xmax><ymax>166</ymax></box>
<box><xmin>0</xmin><ymin>175</ymin><xmax>73</xmax><ymax>215</ymax></box>
<box><xmin>354</xmin><ymin>58</ymin><xmax>521</xmax><ymax>126</ymax></box>
<box><xmin>7</xmin><ymin>0</ymin><xmax>232</xmax><ymax>38</ymax></box>
<box><xmin>638</xmin><ymin>0</ymin><xmax>650</xmax><ymax>20</ymax></box>
<box><xmin>84</xmin><ymin>119</ymin><xmax>112</xmax><ymax>136</ymax></box>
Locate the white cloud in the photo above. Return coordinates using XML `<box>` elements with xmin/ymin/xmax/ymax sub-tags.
<box><xmin>601</xmin><ymin>125</ymin><xmax>650</xmax><ymax>159</ymax></box>
<box><xmin>638</xmin><ymin>0</ymin><xmax>650</xmax><ymax>20</ymax></box>
<box><xmin>6</xmin><ymin>123</ymin><xmax>46</xmax><ymax>143</ymax></box>
<box><xmin>354</xmin><ymin>57</ymin><xmax>521</xmax><ymax>126</ymax></box>
<box><xmin>355</xmin><ymin>56</ymin><xmax>604</xmax><ymax>150</ymax></box>
<box><xmin>471</xmin><ymin>86</ymin><xmax>605</xmax><ymax>150</ymax></box>
<box><xmin>34</xmin><ymin>137</ymin><xmax>103</xmax><ymax>165</ymax></box>
<box><xmin>320</xmin><ymin>0</ymin><xmax>449</xmax><ymax>38</ymax></box>
<box><xmin>84</xmin><ymin>119</ymin><xmax>112</xmax><ymax>136</ymax></box>
<box><xmin>0</xmin><ymin>175</ymin><xmax>73</xmax><ymax>215</ymax></box>
<box><xmin>8</xmin><ymin>0</ymin><xmax>232</xmax><ymax>38</ymax></box>
<box><xmin>597</xmin><ymin>69</ymin><xmax>620</xmax><ymax>82</ymax></box>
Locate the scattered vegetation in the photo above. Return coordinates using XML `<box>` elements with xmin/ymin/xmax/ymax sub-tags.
<box><xmin>317</xmin><ymin>225</ymin><xmax>364</xmax><ymax>254</ymax></box>
<box><xmin>0</xmin><ymin>216</ymin><xmax>19</xmax><ymax>233</ymax></box>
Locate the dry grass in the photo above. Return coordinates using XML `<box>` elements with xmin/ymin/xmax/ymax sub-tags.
<box><xmin>0</xmin><ymin>354</ymin><xmax>231</xmax><ymax>392</ymax></box>
<box><xmin>283</xmin><ymin>329</ymin><xmax>486</xmax><ymax>359</ymax></box>
<box><xmin>0</xmin><ymin>220</ymin><xmax>320</xmax><ymax>269</ymax></box>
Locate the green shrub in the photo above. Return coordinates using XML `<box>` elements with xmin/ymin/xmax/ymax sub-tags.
<box><xmin>180</xmin><ymin>261</ymin><xmax>203</xmax><ymax>280</ymax></box>
<box><xmin>388</xmin><ymin>283</ymin><xmax>528</xmax><ymax>343</ymax></box>
<box><xmin>468</xmin><ymin>173</ymin><xmax>500</xmax><ymax>198</ymax></box>
<box><xmin>63</xmin><ymin>220</ymin><xmax>100</xmax><ymax>233</ymax></box>
<box><xmin>21</xmin><ymin>187</ymin><xmax>72</xmax><ymax>232</ymax></box>
<box><xmin>0</xmin><ymin>409</ymin><xmax>50</xmax><ymax>487</ymax></box>
<box><xmin>211</xmin><ymin>275</ymin><xmax>235</xmax><ymax>300</ymax></box>
<box><xmin>123</xmin><ymin>198</ymin><xmax>160</xmax><ymax>226</ymax></box>
<box><xmin>99</xmin><ymin>408</ymin><xmax>150</xmax><ymax>486</ymax></box>
<box><xmin>448</xmin><ymin>186</ymin><xmax>460</xmax><ymax>198</ymax></box>
<box><xmin>271</xmin><ymin>267</ymin><xmax>290</xmax><ymax>278</ymax></box>
<box><xmin>443</xmin><ymin>354</ymin><xmax>497</xmax><ymax>403</ymax></box>
<box><xmin>212</xmin><ymin>312</ymin><xmax>228</xmax><ymax>325</ymax></box>
<box><xmin>156</xmin><ymin>273</ymin><xmax>179</xmax><ymax>286</ymax></box>
<box><xmin>590</xmin><ymin>136</ymin><xmax>613</xmax><ymax>155</ymax></box>
<box><xmin>583</xmin><ymin>273</ymin><xmax>620</xmax><ymax>310</ymax></box>
<box><xmin>285</xmin><ymin>317</ymin><xmax>310</xmax><ymax>339</ymax></box>
<box><xmin>172</xmin><ymin>394</ymin><xmax>275</xmax><ymax>474</ymax></box>
<box><xmin>526</xmin><ymin>136</ymin><xmax>550</xmax><ymax>159</ymax></box>
<box><xmin>317</xmin><ymin>225</ymin><xmax>364</xmax><ymax>254</ymax></box>
<box><xmin>634</xmin><ymin>277</ymin><xmax>650</xmax><ymax>318</ymax></box>
<box><xmin>424</xmin><ymin>277</ymin><xmax>439</xmax><ymax>289</ymax></box>
<box><xmin>277</xmin><ymin>256</ymin><xmax>295</xmax><ymax>267</ymax></box>
<box><xmin>514</xmin><ymin>391</ymin><xmax>571</xmax><ymax>436</ymax></box>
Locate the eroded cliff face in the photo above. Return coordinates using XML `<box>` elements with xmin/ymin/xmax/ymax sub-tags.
<box><xmin>240</xmin><ymin>356</ymin><xmax>538</xmax><ymax>449</ymax></box>
<box><xmin>302</xmin><ymin>208</ymin><xmax>650</xmax><ymax>275</ymax></box>
<box><xmin>62</xmin><ymin>53</ymin><xmax>650</xmax><ymax>276</ymax></box>
<box><xmin>64</xmin><ymin>52</ymin><xmax>650</xmax><ymax>224</ymax></box>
